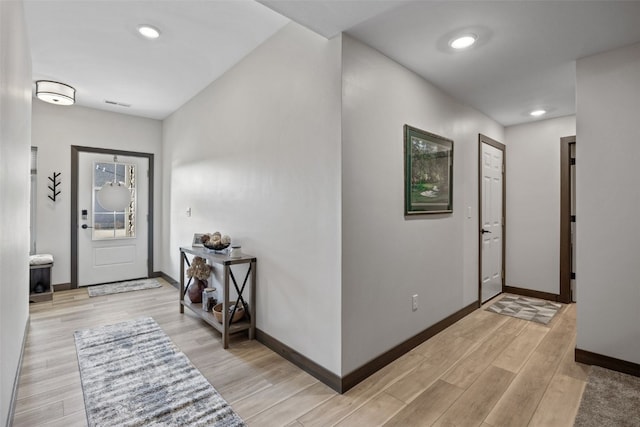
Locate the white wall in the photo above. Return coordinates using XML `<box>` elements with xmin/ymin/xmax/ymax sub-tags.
<box><xmin>505</xmin><ymin>115</ymin><xmax>576</xmax><ymax>295</ymax></box>
<box><xmin>31</xmin><ymin>102</ymin><xmax>162</xmax><ymax>285</ymax></box>
<box><xmin>576</xmin><ymin>42</ymin><xmax>640</xmax><ymax>364</ymax></box>
<box><xmin>162</xmin><ymin>23</ymin><xmax>343</xmax><ymax>374</ymax></box>
<box><xmin>0</xmin><ymin>0</ymin><xmax>31</xmax><ymax>423</ymax></box>
<box><xmin>341</xmin><ymin>35</ymin><xmax>504</xmax><ymax>374</ymax></box>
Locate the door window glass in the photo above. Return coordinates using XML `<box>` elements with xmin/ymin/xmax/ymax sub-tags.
<box><xmin>92</xmin><ymin>160</ymin><xmax>136</xmax><ymax>240</ymax></box>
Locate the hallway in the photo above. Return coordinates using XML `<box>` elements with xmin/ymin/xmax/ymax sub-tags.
<box><xmin>14</xmin><ymin>283</ymin><xmax>587</xmax><ymax>426</ymax></box>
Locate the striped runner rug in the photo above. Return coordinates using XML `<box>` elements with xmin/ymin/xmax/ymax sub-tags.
<box><xmin>74</xmin><ymin>317</ymin><xmax>245</xmax><ymax>426</ymax></box>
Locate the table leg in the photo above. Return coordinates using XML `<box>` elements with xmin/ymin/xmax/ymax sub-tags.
<box><xmin>223</xmin><ymin>264</ymin><xmax>230</xmax><ymax>349</ymax></box>
<box><xmin>179</xmin><ymin>251</ymin><xmax>185</xmax><ymax>314</ymax></box>
<box><xmin>249</xmin><ymin>260</ymin><xmax>256</xmax><ymax>340</ymax></box>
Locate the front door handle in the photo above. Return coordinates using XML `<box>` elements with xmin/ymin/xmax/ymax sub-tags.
<box><xmin>81</xmin><ymin>224</ymin><xmax>93</xmax><ymax>229</ymax></box>
<box><xmin>481</xmin><ymin>229</ymin><xmax>491</xmax><ymax>234</ymax></box>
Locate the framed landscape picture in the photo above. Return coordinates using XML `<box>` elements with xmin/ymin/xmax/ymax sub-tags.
<box><xmin>404</xmin><ymin>125</ymin><xmax>454</xmax><ymax>215</ymax></box>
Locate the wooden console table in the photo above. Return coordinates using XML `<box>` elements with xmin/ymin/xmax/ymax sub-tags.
<box><xmin>179</xmin><ymin>246</ymin><xmax>256</xmax><ymax>348</ymax></box>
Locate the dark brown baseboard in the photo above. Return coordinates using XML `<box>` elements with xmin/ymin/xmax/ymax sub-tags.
<box><xmin>575</xmin><ymin>348</ymin><xmax>640</xmax><ymax>377</ymax></box>
<box><xmin>152</xmin><ymin>271</ymin><xmax>179</xmax><ymax>289</ymax></box>
<box><xmin>164</xmin><ymin>273</ymin><xmax>479</xmax><ymax>393</ymax></box>
<box><xmin>7</xmin><ymin>316</ymin><xmax>30</xmax><ymax>426</ymax></box>
<box><xmin>52</xmin><ymin>282</ymin><xmax>71</xmax><ymax>291</ymax></box>
<box><xmin>341</xmin><ymin>301</ymin><xmax>478</xmax><ymax>393</ymax></box>
<box><xmin>250</xmin><ymin>303</ymin><xmax>479</xmax><ymax>393</ymax></box>
<box><xmin>255</xmin><ymin>329</ymin><xmax>342</xmax><ymax>393</ymax></box>
<box><xmin>504</xmin><ymin>285</ymin><xmax>559</xmax><ymax>302</ymax></box>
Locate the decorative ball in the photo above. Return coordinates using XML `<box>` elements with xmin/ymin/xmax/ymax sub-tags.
<box><xmin>202</xmin><ymin>231</ymin><xmax>231</xmax><ymax>250</ymax></box>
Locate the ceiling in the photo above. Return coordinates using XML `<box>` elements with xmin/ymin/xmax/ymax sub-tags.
<box><xmin>24</xmin><ymin>0</ymin><xmax>289</xmax><ymax>120</ymax></box>
<box><xmin>24</xmin><ymin>1</ymin><xmax>640</xmax><ymax>126</ymax></box>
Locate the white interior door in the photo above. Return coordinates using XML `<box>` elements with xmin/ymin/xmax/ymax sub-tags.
<box><xmin>480</xmin><ymin>141</ymin><xmax>504</xmax><ymax>303</ymax></box>
<box><xmin>78</xmin><ymin>152</ymin><xmax>148</xmax><ymax>286</ymax></box>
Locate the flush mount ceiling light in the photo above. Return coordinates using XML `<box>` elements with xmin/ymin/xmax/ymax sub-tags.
<box><xmin>138</xmin><ymin>25</ymin><xmax>160</xmax><ymax>39</ymax></box>
<box><xmin>530</xmin><ymin>109</ymin><xmax>547</xmax><ymax>117</ymax></box>
<box><xmin>449</xmin><ymin>34</ymin><xmax>477</xmax><ymax>50</ymax></box>
<box><xmin>35</xmin><ymin>80</ymin><xmax>75</xmax><ymax>105</ymax></box>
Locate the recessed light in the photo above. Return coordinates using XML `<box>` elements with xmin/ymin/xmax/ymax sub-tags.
<box><xmin>530</xmin><ymin>109</ymin><xmax>547</xmax><ymax>117</ymax></box>
<box><xmin>450</xmin><ymin>34</ymin><xmax>477</xmax><ymax>50</ymax></box>
<box><xmin>138</xmin><ymin>25</ymin><xmax>160</xmax><ymax>39</ymax></box>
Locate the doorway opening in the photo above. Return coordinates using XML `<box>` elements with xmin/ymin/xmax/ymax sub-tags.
<box><xmin>478</xmin><ymin>134</ymin><xmax>506</xmax><ymax>304</ymax></box>
<box><xmin>71</xmin><ymin>146</ymin><xmax>154</xmax><ymax>288</ymax></box>
<box><xmin>560</xmin><ymin>135</ymin><xmax>576</xmax><ymax>303</ymax></box>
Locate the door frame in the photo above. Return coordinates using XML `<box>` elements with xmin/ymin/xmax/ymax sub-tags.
<box><xmin>71</xmin><ymin>145</ymin><xmax>154</xmax><ymax>288</ymax></box>
<box><xmin>559</xmin><ymin>135</ymin><xmax>576</xmax><ymax>303</ymax></box>
<box><xmin>478</xmin><ymin>134</ymin><xmax>506</xmax><ymax>305</ymax></box>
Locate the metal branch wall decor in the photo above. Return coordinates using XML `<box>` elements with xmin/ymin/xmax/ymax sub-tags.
<box><xmin>48</xmin><ymin>172</ymin><xmax>61</xmax><ymax>202</ymax></box>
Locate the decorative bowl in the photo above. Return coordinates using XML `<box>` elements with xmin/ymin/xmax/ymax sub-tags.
<box><xmin>213</xmin><ymin>301</ymin><xmax>245</xmax><ymax>323</ymax></box>
<box><xmin>203</xmin><ymin>241</ymin><xmax>230</xmax><ymax>251</ymax></box>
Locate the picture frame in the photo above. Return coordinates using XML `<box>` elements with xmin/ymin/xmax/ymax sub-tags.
<box><xmin>192</xmin><ymin>233</ymin><xmax>205</xmax><ymax>247</ymax></box>
<box><xmin>404</xmin><ymin>125</ymin><xmax>454</xmax><ymax>215</ymax></box>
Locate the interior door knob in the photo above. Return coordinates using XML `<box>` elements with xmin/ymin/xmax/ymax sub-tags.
<box><xmin>481</xmin><ymin>229</ymin><xmax>491</xmax><ymax>234</ymax></box>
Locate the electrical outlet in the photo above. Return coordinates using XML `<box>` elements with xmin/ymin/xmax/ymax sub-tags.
<box><xmin>412</xmin><ymin>294</ymin><xmax>418</xmax><ymax>311</ymax></box>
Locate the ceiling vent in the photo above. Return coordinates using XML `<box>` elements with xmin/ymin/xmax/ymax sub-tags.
<box><xmin>104</xmin><ymin>100</ymin><xmax>131</xmax><ymax>108</ymax></box>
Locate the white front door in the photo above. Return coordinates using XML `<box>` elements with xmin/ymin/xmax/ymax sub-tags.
<box><xmin>480</xmin><ymin>140</ymin><xmax>504</xmax><ymax>303</ymax></box>
<box><xmin>77</xmin><ymin>152</ymin><xmax>148</xmax><ymax>286</ymax></box>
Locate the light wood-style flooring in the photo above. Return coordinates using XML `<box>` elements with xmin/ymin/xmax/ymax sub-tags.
<box><xmin>13</xmin><ymin>280</ymin><xmax>588</xmax><ymax>426</ymax></box>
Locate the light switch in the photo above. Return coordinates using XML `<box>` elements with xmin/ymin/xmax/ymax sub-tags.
<box><xmin>186</xmin><ymin>207</ymin><xmax>192</xmax><ymax>217</ymax></box>
<box><xmin>467</xmin><ymin>206</ymin><xmax>472</xmax><ymax>219</ymax></box>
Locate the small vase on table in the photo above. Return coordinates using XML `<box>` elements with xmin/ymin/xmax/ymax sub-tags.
<box><xmin>188</xmin><ymin>278</ymin><xmax>207</xmax><ymax>303</ymax></box>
